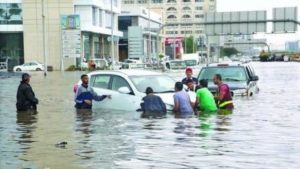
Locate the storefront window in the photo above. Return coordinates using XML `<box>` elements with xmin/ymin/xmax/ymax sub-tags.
<box><xmin>0</xmin><ymin>3</ymin><xmax>22</xmax><ymax>25</ymax></box>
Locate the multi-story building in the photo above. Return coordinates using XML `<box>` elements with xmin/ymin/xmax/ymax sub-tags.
<box><xmin>121</xmin><ymin>0</ymin><xmax>216</xmax><ymax>37</ymax></box>
<box><xmin>118</xmin><ymin>6</ymin><xmax>162</xmax><ymax>61</ymax></box>
<box><xmin>0</xmin><ymin>0</ymin><xmax>122</xmax><ymax>70</ymax></box>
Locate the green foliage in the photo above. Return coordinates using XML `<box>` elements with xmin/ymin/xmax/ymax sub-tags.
<box><xmin>183</xmin><ymin>36</ymin><xmax>197</xmax><ymax>54</ymax></box>
<box><xmin>65</xmin><ymin>65</ymin><xmax>76</xmax><ymax>71</ymax></box>
<box><xmin>220</xmin><ymin>47</ymin><xmax>239</xmax><ymax>57</ymax></box>
<box><xmin>259</xmin><ymin>50</ymin><xmax>270</xmax><ymax>62</ymax></box>
<box><xmin>159</xmin><ymin>54</ymin><xmax>164</xmax><ymax>60</ymax></box>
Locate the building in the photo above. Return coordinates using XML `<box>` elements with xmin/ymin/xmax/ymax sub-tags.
<box><xmin>285</xmin><ymin>41</ymin><xmax>300</xmax><ymax>52</ymax></box>
<box><xmin>118</xmin><ymin>6</ymin><xmax>162</xmax><ymax>61</ymax></box>
<box><xmin>0</xmin><ymin>0</ymin><xmax>122</xmax><ymax>70</ymax></box>
<box><xmin>121</xmin><ymin>0</ymin><xmax>216</xmax><ymax>37</ymax></box>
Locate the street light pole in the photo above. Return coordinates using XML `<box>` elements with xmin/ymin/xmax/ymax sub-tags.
<box><xmin>42</xmin><ymin>0</ymin><xmax>47</xmax><ymax>76</ymax></box>
<box><xmin>110</xmin><ymin>0</ymin><xmax>115</xmax><ymax>69</ymax></box>
<box><xmin>147</xmin><ymin>0</ymin><xmax>151</xmax><ymax>64</ymax></box>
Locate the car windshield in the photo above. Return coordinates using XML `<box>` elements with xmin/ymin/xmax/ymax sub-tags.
<box><xmin>170</xmin><ymin>61</ymin><xmax>186</xmax><ymax>69</ymax></box>
<box><xmin>198</xmin><ymin>66</ymin><xmax>247</xmax><ymax>82</ymax></box>
<box><xmin>184</xmin><ymin>60</ymin><xmax>197</xmax><ymax>66</ymax></box>
<box><xmin>130</xmin><ymin>75</ymin><xmax>176</xmax><ymax>93</ymax></box>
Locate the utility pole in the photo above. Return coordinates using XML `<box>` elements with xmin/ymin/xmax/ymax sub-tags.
<box><xmin>147</xmin><ymin>0</ymin><xmax>151</xmax><ymax>64</ymax></box>
<box><xmin>42</xmin><ymin>0</ymin><xmax>47</xmax><ymax>76</ymax></box>
<box><xmin>110</xmin><ymin>0</ymin><xmax>115</xmax><ymax>69</ymax></box>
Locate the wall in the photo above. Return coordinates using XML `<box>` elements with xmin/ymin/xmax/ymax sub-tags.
<box><xmin>23</xmin><ymin>0</ymin><xmax>74</xmax><ymax>70</ymax></box>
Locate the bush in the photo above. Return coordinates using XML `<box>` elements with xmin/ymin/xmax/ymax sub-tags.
<box><xmin>65</xmin><ymin>65</ymin><xmax>76</xmax><ymax>71</ymax></box>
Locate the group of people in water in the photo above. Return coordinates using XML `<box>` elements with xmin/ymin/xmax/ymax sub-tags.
<box><xmin>141</xmin><ymin>67</ymin><xmax>233</xmax><ymax>118</ymax></box>
<box><xmin>16</xmin><ymin>68</ymin><xmax>233</xmax><ymax>118</ymax></box>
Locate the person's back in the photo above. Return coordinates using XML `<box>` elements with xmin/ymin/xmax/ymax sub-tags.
<box><xmin>196</xmin><ymin>87</ymin><xmax>217</xmax><ymax>112</ymax></box>
<box><xmin>174</xmin><ymin>90</ymin><xmax>194</xmax><ymax>117</ymax></box>
<box><xmin>217</xmin><ymin>83</ymin><xmax>233</xmax><ymax>109</ymax></box>
<box><xmin>141</xmin><ymin>94</ymin><xmax>166</xmax><ymax>118</ymax></box>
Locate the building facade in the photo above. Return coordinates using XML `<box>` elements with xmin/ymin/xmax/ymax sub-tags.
<box><xmin>0</xmin><ymin>0</ymin><xmax>122</xmax><ymax>70</ymax></box>
<box><xmin>118</xmin><ymin>6</ymin><xmax>162</xmax><ymax>61</ymax></box>
<box><xmin>121</xmin><ymin>0</ymin><xmax>216</xmax><ymax>37</ymax></box>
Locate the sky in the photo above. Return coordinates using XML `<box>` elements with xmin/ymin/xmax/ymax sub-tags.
<box><xmin>217</xmin><ymin>0</ymin><xmax>300</xmax><ymax>50</ymax></box>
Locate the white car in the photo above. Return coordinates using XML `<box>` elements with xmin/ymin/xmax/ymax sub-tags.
<box><xmin>75</xmin><ymin>70</ymin><xmax>178</xmax><ymax>111</ymax></box>
<box><xmin>13</xmin><ymin>61</ymin><xmax>44</xmax><ymax>72</ymax></box>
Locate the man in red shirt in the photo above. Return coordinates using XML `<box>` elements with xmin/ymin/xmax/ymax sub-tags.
<box><xmin>213</xmin><ymin>74</ymin><xmax>234</xmax><ymax>110</ymax></box>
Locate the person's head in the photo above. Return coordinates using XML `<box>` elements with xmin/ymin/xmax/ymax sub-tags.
<box><xmin>81</xmin><ymin>74</ymin><xmax>89</xmax><ymax>85</ymax></box>
<box><xmin>185</xmin><ymin>67</ymin><xmax>193</xmax><ymax>78</ymax></box>
<box><xmin>145</xmin><ymin>87</ymin><xmax>154</xmax><ymax>95</ymax></box>
<box><xmin>199</xmin><ymin>79</ymin><xmax>208</xmax><ymax>88</ymax></box>
<box><xmin>175</xmin><ymin>82</ymin><xmax>183</xmax><ymax>91</ymax></box>
<box><xmin>186</xmin><ymin>79</ymin><xmax>194</xmax><ymax>90</ymax></box>
<box><xmin>213</xmin><ymin>74</ymin><xmax>222</xmax><ymax>85</ymax></box>
<box><xmin>21</xmin><ymin>73</ymin><xmax>31</xmax><ymax>83</ymax></box>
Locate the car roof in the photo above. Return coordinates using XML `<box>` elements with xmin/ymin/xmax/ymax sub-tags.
<box><xmin>206</xmin><ymin>61</ymin><xmax>248</xmax><ymax>67</ymax></box>
<box><xmin>88</xmin><ymin>69</ymin><xmax>162</xmax><ymax>77</ymax></box>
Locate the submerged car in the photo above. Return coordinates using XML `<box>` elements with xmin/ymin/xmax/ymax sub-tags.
<box><xmin>197</xmin><ymin>62</ymin><xmax>259</xmax><ymax>97</ymax></box>
<box><xmin>13</xmin><ymin>61</ymin><xmax>44</xmax><ymax>72</ymax></box>
<box><xmin>74</xmin><ymin>70</ymin><xmax>178</xmax><ymax>111</ymax></box>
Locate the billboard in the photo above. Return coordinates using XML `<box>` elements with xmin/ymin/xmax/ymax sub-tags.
<box><xmin>273</xmin><ymin>7</ymin><xmax>298</xmax><ymax>32</ymax></box>
<box><xmin>60</xmin><ymin>15</ymin><xmax>81</xmax><ymax>58</ymax></box>
<box><xmin>204</xmin><ymin>11</ymin><xmax>267</xmax><ymax>35</ymax></box>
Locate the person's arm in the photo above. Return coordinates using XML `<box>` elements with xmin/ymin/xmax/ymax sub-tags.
<box><xmin>74</xmin><ymin>87</ymin><xmax>84</xmax><ymax>104</ymax></box>
<box><xmin>91</xmin><ymin>88</ymin><xmax>110</xmax><ymax>101</ymax></box>
<box><xmin>215</xmin><ymin>86</ymin><xmax>226</xmax><ymax>101</ymax></box>
<box><xmin>173</xmin><ymin>95</ymin><xmax>179</xmax><ymax>113</ymax></box>
<box><xmin>24</xmin><ymin>87</ymin><xmax>38</xmax><ymax>104</ymax></box>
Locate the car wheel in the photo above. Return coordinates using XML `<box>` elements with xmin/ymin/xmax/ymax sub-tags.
<box><xmin>36</xmin><ymin>68</ymin><xmax>42</xmax><ymax>71</ymax></box>
<box><xmin>16</xmin><ymin>68</ymin><xmax>21</xmax><ymax>71</ymax></box>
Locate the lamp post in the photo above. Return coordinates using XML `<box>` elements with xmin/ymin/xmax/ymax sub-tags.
<box><xmin>42</xmin><ymin>0</ymin><xmax>47</xmax><ymax>76</ymax></box>
<box><xmin>110</xmin><ymin>0</ymin><xmax>115</xmax><ymax>69</ymax></box>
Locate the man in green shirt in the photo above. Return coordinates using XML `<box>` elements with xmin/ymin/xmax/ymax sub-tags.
<box><xmin>196</xmin><ymin>79</ymin><xmax>217</xmax><ymax>113</ymax></box>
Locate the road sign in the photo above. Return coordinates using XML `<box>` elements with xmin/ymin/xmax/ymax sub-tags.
<box><xmin>62</xmin><ymin>30</ymin><xmax>81</xmax><ymax>58</ymax></box>
<box><xmin>204</xmin><ymin>11</ymin><xmax>267</xmax><ymax>35</ymax></box>
<box><xmin>273</xmin><ymin>7</ymin><xmax>298</xmax><ymax>32</ymax></box>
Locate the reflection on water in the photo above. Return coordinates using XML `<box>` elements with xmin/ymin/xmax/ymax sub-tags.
<box><xmin>1</xmin><ymin>63</ymin><xmax>300</xmax><ymax>168</ymax></box>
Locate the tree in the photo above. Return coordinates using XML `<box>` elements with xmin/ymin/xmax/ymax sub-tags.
<box><xmin>183</xmin><ymin>36</ymin><xmax>197</xmax><ymax>54</ymax></box>
<box><xmin>220</xmin><ymin>47</ymin><xmax>239</xmax><ymax>57</ymax></box>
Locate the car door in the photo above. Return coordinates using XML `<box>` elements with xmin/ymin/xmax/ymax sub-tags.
<box><xmin>245</xmin><ymin>65</ymin><xmax>258</xmax><ymax>95</ymax></box>
<box><xmin>22</xmin><ymin>63</ymin><xmax>30</xmax><ymax>71</ymax></box>
<box><xmin>109</xmin><ymin>75</ymin><xmax>142</xmax><ymax>111</ymax></box>
<box><xmin>89</xmin><ymin>74</ymin><xmax>114</xmax><ymax>110</ymax></box>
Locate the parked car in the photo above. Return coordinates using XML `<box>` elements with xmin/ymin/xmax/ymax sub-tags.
<box><xmin>197</xmin><ymin>62</ymin><xmax>259</xmax><ymax>97</ymax></box>
<box><xmin>164</xmin><ymin>60</ymin><xmax>187</xmax><ymax>70</ymax></box>
<box><xmin>13</xmin><ymin>61</ymin><xmax>44</xmax><ymax>72</ymax></box>
<box><xmin>74</xmin><ymin>70</ymin><xmax>179</xmax><ymax>111</ymax></box>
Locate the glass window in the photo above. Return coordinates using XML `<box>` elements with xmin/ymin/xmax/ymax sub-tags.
<box><xmin>92</xmin><ymin>7</ymin><xmax>97</xmax><ymax>26</ymax></box>
<box><xmin>111</xmin><ymin>76</ymin><xmax>132</xmax><ymax>92</ymax></box>
<box><xmin>167</xmin><ymin>7</ymin><xmax>177</xmax><ymax>11</ymax></box>
<box><xmin>0</xmin><ymin>3</ymin><xmax>22</xmax><ymax>25</ymax></box>
<box><xmin>195</xmin><ymin>0</ymin><xmax>204</xmax><ymax>2</ymax></box>
<box><xmin>167</xmin><ymin>15</ymin><xmax>177</xmax><ymax>19</ymax></box>
<box><xmin>182</xmin><ymin>7</ymin><xmax>191</xmax><ymax>11</ymax></box>
<box><xmin>195</xmin><ymin>6</ymin><xmax>203</xmax><ymax>10</ymax></box>
<box><xmin>130</xmin><ymin>75</ymin><xmax>175</xmax><ymax>93</ymax></box>
<box><xmin>105</xmin><ymin>12</ymin><xmax>112</xmax><ymax>28</ymax></box>
<box><xmin>182</xmin><ymin>15</ymin><xmax>191</xmax><ymax>18</ymax></box>
<box><xmin>30</xmin><ymin>62</ymin><xmax>37</xmax><ymax>66</ymax></box>
<box><xmin>23</xmin><ymin>63</ymin><xmax>30</xmax><ymax>66</ymax></box>
<box><xmin>167</xmin><ymin>0</ymin><xmax>176</xmax><ymax>3</ymax></box>
<box><xmin>99</xmin><ymin>9</ymin><xmax>102</xmax><ymax>27</ymax></box>
<box><xmin>195</xmin><ymin>14</ymin><xmax>204</xmax><ymax>18</ymax></box>
<box><xmin>198</xmin><ymin>67</ymin><xmax>247</xmax><ymax>81</ymax></box>
<box><xmin>91</xmin><ymin>75</ymin><xmax>111</xmax><ymax>89</ymax></box>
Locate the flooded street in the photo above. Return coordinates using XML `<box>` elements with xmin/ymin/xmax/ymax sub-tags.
<box><xmin>1</xmin><ymin>62</ymin><xmax>300</xmax><ymax>169</ymax></box>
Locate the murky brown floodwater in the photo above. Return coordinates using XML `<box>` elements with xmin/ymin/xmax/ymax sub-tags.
<box><xmin>1</xmin><ymin>62</ymin><xmax>300</xmax><ymax>169</ymax></box>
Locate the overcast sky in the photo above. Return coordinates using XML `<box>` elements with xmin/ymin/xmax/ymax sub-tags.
<box><xmin>217</xmin><ymin>0</ymin><xmax>300</xmax><ymax>49</ymax></box>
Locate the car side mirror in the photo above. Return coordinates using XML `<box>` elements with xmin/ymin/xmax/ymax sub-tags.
<box><xmin>251</xmin><ymin>75</ymin><xmax>259</xmax><ymax>81</ymax></box>
<box><xmin>118</xmin><ymin>86</ymin><xmax>131</xmax><ymax>94</ymax></box>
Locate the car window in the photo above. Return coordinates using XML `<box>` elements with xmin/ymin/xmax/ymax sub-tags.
<box><xmin>198</xmin><ymin>66</ymin><xmax>247</xmax><ymax>81</ymax></box>
<box><xmin>30</xmin><ymin>63</ymin><xmax>37</xmax><ymax>66</ymax></box>
<box><xmin>23</xmin><ymin>63</ymin><xmax>30</xmax><ymax>66</ymax></box>
<box><xmin>91</xmin><ymin>75</ymin><xmax>111</xmax><ymax>89</ymax></box>
<box><xmin>245</xmin><ymin>66</ymin><xmax>253</xmax><ymax>78</ymax></box>
<box><xmin>111</xmin><ymin>76</ymin><xmax>132</xmax><ymax>92</ymax></box>
<box><xmin>130</xmin><ymin>75</ymin><xmax>175</xmax><ymax>93</ymax></box>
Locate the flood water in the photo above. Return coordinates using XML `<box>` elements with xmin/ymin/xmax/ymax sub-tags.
<box><xmin>1</xmin><ymin>62</ymin><xmax>300</xmax><ymax>169</ymax></box>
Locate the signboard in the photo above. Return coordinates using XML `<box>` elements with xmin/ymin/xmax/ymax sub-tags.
<box><xmin>204</xmin><ymin>11</ymin><xmax>267</xmax><ymax>35</ymax></box>
<box><xmin>273</xmin><ymin>7</ymin><xmax>298</xmax><ymax>32</ymax></box>
<box><xmin>60</xmin><ymin>15</ymin><xmax>81</xmax><ymax>58</ymax></box>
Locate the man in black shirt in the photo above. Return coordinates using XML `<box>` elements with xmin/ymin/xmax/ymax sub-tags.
<box><xmin>16</xmin><ymin>73</ymin><xmax>39</xmax><ymax>111</ymax></box>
